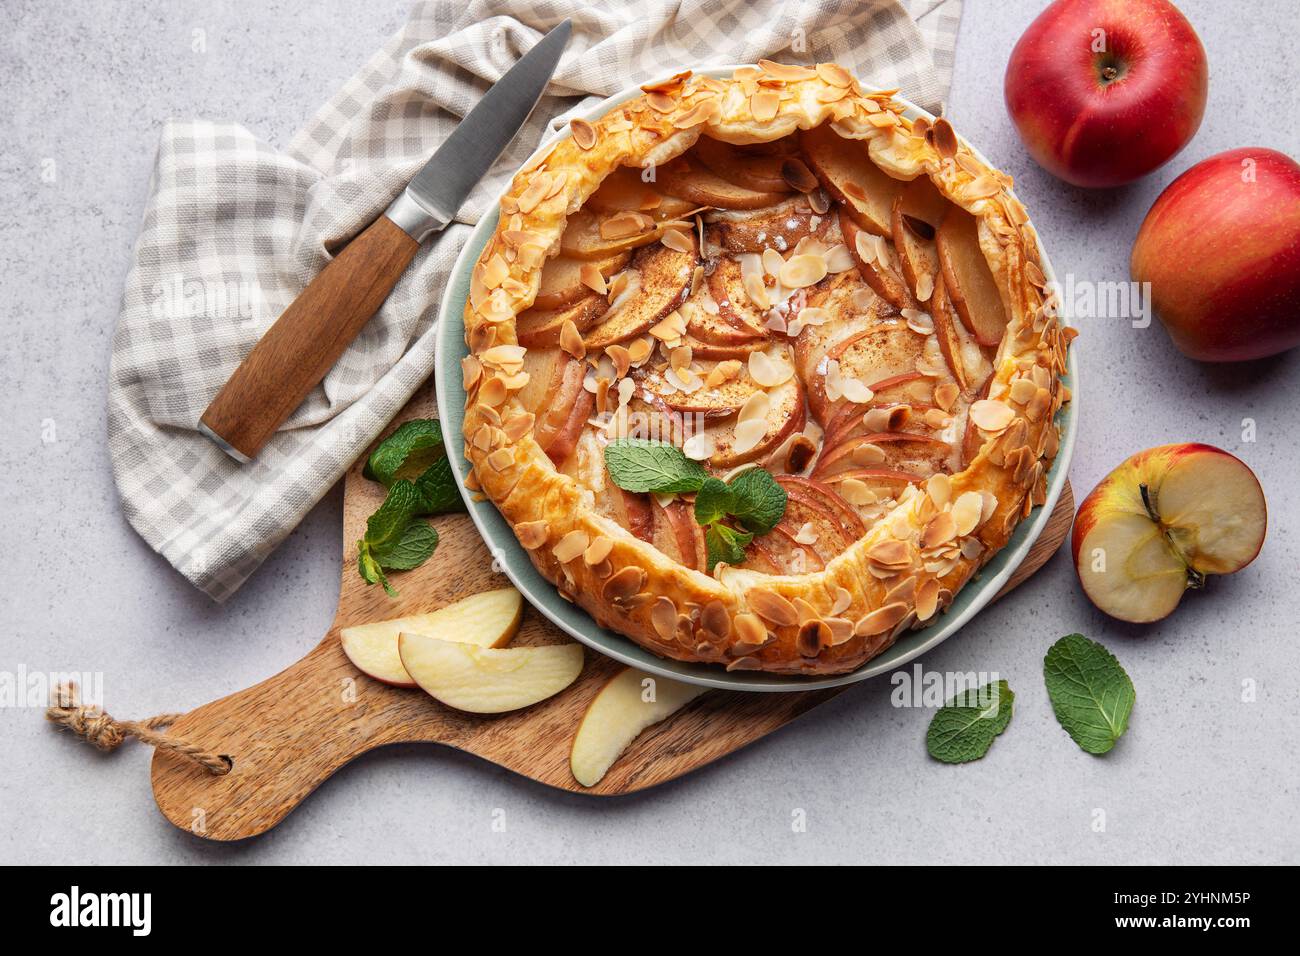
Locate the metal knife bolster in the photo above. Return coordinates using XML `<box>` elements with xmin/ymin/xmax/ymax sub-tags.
<box><xmin>384</xmin><ymin>188</ymin><xmax>453</xmax><ymax>244</ymax></box>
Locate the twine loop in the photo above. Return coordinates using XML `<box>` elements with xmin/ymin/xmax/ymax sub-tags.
<box><xmin>46</xmin><ymin>682</ymin><xmax>230</xmax><ymax>775</ymax></box>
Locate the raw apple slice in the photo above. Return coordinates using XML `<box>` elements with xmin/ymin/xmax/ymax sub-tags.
<box><xmin>583</xmin><ymin>238</ymin><xmax>698</xmax><ymax>350</ymax></box>
<box><xmin>936</xmin><ymin>206</ymin><xmax>1008</xmax><ymax>346</ymax></box>
<box><xmin>570</xmin><ymin>667</ymin><xmax>707</xmax><ymax>787</ymax></box>
<box><xmin>340</xmin><ymin>588</ymin><xmax>524</xmax><ymax>688</ymax></box>
<box><xmin>534</xmin><ymin>252</ymin><xmax>629</xmax><ymax>311</ymax></box>
<box><xmin>516</xmin><ymin>294</ymin><xmax>608</xmax><ymax>349</ymax></box>
<box><xmin>801</xmin><ymin>123</ymin><xmax>905</xmax><ymax>236</ymax></box>
<box><xmin>710</xmin><ymin>199</ymin><xmax>830</xmax><ymax>253</ymax></box>
<box><xmin>890</xmin><ymin>176</ymin><xmax>948</xmax><ymax>304</ymax></box>
<box><xmin>1072</xmin><ymin>444</ymin><xmax>1267</xmax><ymax>623</ymax></box>
<box><xmin>839</xmin><ymin>209</ymin><xmax>919</xmax><ymax>311</ymax></box>
<box><xmin>586</xmin><ymin>166</ymin><xmax>697</xmax><ymax>220</ymax></box>
<box><xmin>654</xmin><ymin>155</ymin><xmax>789</xmax><ymax>210</ymax></box>
<box><xmin>693</xmin><ymin>136</ymin><xmax>792</xmax><ymax>192</ymax></box>
<box><xmin>560</xmin><ymin>208</ymin><xmax>665</xmax><ymax>260</ymax></box>
<box><xmin>398</xmin><ymin>634</ymin><xmax>584</xmax><ymax>714</ymax></box>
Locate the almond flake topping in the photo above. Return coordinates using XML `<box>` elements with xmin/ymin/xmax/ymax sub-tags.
<box><xmin>732</xmin><ymin>418</ymin><xmax>768</xmax><ymax>455</ymax></box>
<box><xmin>569</xmin><ymin>118</ymin><xmax>597</xmax><ymax>150</ymax></box>
<box><xmin>970</xmin><ymin>399</ymin><xmax>1015</xmax><ymax>432</ymax></box>
<box><xmin>517</xmin><ymin>521</ymin><xmax>548</xmax><ymax>549</ymax></box>
<box><xmin>552</xmin><ymin>530</ymin><xmax>590</xmax><ymax>564</ymax></box>
<box><xmin>681</xmin><ymin>432</ymin><xmax>715</xmax><ymax>461</ymax></box>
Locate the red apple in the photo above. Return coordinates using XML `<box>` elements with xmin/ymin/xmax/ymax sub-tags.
<box><xmin>1131</xmin><ymin>147</ymin><xmax>1300</xmax><ymax>361</ymax></box>
<box><xmin>1004</xmin><ymin>0</ymin><xmax>1208</xmax><ymax>188</ymax></box>
<box><xmin>1072</xmin><ymin>444</ymin><xmax>1266</xmax><ymax>623</ymax></box>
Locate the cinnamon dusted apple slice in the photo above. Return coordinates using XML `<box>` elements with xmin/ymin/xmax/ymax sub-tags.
<box><xmin>706</xmin><ymin>256</ymin><xmax>777</xmax><ymax>336</ymax></box>
<box><xmin>811</xmin><ymin>432</ymin><xmax>951</xmax><ymax>481</ymax></box>
<box><xmin>534</xmin><ymin>251</ymin><xmax>629</xmax><ymax>311</ymax></box>
<box><xmin>650</xmin><ymin>497</ymin><xmax>706</xmax><ymax>572</ymax></box>
<box><xmin>635</xmin><ymin>358</ymin><xmax>762</xmax><ymax>416</ymax></box>
<box><xmin>530</xmin><ymin>356</ymin><xmax>594</xmax><ymax>464</ymax></box>
<box><xmin>560</xmin><ymin>207</ymin><xmax>665</xmax><ymax>260</ymax></box>
<box><xmin>694</xmin><ymin>136</ymin><xmax>793</xmax><ymax>193</ymax></box>
<box><xmin>654</xmin><ymin>155</ymin><xmax>789</xmax><ymax>210</ymax></box>
<box><xmin>680</xmin><ymin>333</ymin><xmax>768</xmax><ymax>361</ymax></box>
<box><xmin>710</xmin><ymin>198</ymin><xmax>830</xmax><ymax>254</ymax></box>
<box><xmin>583</xmin><ymin>237</ymin><xmax>698</xmax><ymax>350</ymax></box>
<box><xmin>821</xmin><ymin>385</ymin><xmax>940</xmax><ymax>449</ymax></box>
<box><xmin>570</xmin><ymin>667</ymin><xmax>707</xmax><ymax>788</ymax></box>
<box><xmin>747</xmin><ymin>524</ymin><xmax>825</xmax><ymax>575</ymax></box>
<box><xmin>891</xmin><ymin>176</ymin><xmax>949</xmax><ymax>304</ymax></box>
<box><xmin>801</xmin><ymin>123</ymin><xmax>905</xmax><ymax>236</ymax></box>
<box><xmin>822</xmin><ymin>467</ymin><xmax>927</xmax><ymax>505</ymax></box>
<box><xmin>692</xmin><ymin>375</ymin><xmax>805</xmax><ymax>468</ymax></box>
<box><xmin>685</xmin><ymin>298</ymin><xmax>769</xmax><ymax>348</ymax></box>
<box><xmin>937</xmin><ymin>206</ymin><xmax>1009</xmax><ymax>346</ymax></box>
<box><xmin>807</xmin><ymin>320</ymin><xmax>926</xmax><ymax>425</ymax></box>
<box><xmin>586</xmin><ymin>166</ymin><xmax>697</xmax><ymax>221</ymax></box>
<box><xmin>515</xmin><ymin>346</ymin><xmax>568</xmax><ymax>419</ymax></box>
<box><xmin>930</xmin><ymin>273</ymin><xmax>969</xmax><ymax>394</ymax></box>
<box><xmin>398</xmin><ymin>634</ymin><xmax>584</xmax><ymax>714</ymax></box>
<box><xmin>793</xmin><ymin>271</ymin><xmax>888</xmax><ymax>384</ymax></box>
<box><xmin>775</xmin><ymin>475</ymin><xmax>868</xmax><ymax>545</ymax></box>
<box><xmin>516</xmin><ymin>294</ymin><xmax>608</xmax><ymax>349</ymax></box>
<box><xmin>840</xmin><ymin>209</ymin><xmax>918</xmax><ymax>311</ymax></box>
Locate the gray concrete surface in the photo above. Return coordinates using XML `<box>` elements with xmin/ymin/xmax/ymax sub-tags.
<box><xmin>2</xmin><ymin>0</ymin><xmax>1297</xmax><ymax>864</ymax></box>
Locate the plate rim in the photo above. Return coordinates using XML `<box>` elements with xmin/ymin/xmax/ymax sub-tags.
<box><xmin>434</xmin><ymin>65</ymin><xmax>1078</xmax><ymax>692</ymax></box>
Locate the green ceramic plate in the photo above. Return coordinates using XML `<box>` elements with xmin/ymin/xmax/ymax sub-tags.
<box><xmin>435</xmin><ymin>68</ymin><xmax>1077</xmax><ymax>691</ymax></box>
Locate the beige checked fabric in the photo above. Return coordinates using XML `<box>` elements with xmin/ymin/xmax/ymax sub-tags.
<box><xmin>107</xmin><ymin>0</ymin><xmax>964</xmax><ymax>601</ymax></box>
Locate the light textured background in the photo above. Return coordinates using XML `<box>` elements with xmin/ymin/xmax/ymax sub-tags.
<box><xmin>2</xmin><ymin>0</ymin><xmax>1297</xmax><ymax>864</ymax></box>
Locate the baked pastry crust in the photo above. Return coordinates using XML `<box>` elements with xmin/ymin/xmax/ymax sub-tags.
<box><xmin>461</xmin><ymin>63</ymin><xmax>1074</xmax><ymax>675</ymax></box>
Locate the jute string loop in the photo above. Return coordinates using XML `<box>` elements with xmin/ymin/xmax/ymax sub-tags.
<box><xmin>46</xmin><ymin>682</ymin><xmax>230</xmax><ymax>775</ymax></box>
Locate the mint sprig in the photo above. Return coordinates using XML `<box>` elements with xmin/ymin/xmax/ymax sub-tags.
<box><xmin>603</xmin><ymin>439</ymin><xmax>708</xmax><ymax>494</ymax></box>
<box><xmin>1043</xmin><ymin>633</ymin><xmax>1135</xmax><ymax>755</ymax></box>
<box><xmin>926</xmin><ymin>680</ymin><xmax>1015</xmax><ymax>764</ymax></box>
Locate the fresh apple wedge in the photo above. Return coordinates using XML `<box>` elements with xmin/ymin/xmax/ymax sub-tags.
<box><xmin>534</xmin><ymin>252</ymin><xmax>629</xmax><ymax>311</ymax></box>
<box><xmin>801</xmin><ymin>123</ymin><xmax>905</xmax><ymax>236</ymax></box>
<box><xmin>711</xmin><ymin>199</ymin><xmax>829</xmax><ymax>254</ymax></box>
<box><xmin>586</xmin><ymin>166</ymin><xmax>697</xmax><ymax>220</ymax></box>
<box><xmin>937</xmin><ymin>206</ymin><xmax>1008</xmax><ymax>346</ymax></box>
<box><xmin>890</xmin><ymin>176</ymin><xmax>948</xmax><ymax>304</ymax></box>
<box><xmin>693</xmin><ymin>136</ymin><xmax>792</xmax><ymax>193</ymax></box>
<box><xmin>516</xmin><ymin>294</ymin><xmax>608</xmax><ymax>349</ymax></box>
<box><xmin>583</xmin><ymin>238</ymin><xmax>698</xmax><ymax>350</ymax></box>
<box><xmin>1072</xmin><ymin>444</ymin><xmax>1267</xmax><ymax>623</ymax></box>
<box><xmin>570</xmin><ymin>667</ymin><xmax>707</xmax><ymax>787</ymax></box>
<box><xmin>399</xmin><ymin>634</ymin><xmax>584</xmax><ymax>714</ymax></box>
<box><xmin>655</xmin><ymin>155</ymin><xmax>789</xmax><ymax>210</ymax></box>
<box><xmin>340</xmin><ymin>588</ymin><xmax>524</xmax><ymax>688</ymax></box>
<box><xmin>839</xmin><ymin>209</ymin><xmax>919</xmax><ymax>311</ymax></box>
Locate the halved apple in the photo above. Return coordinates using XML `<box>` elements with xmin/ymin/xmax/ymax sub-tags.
<box><xmin>936</xmin><ymin>206</ymin><xmax>1008</xmax><ymax>346</ymax></box>
<box><xmin>570</xmin><ymin>667</ymin><xmax>707</xmax><ymax>787</ymax></box>
<box><xmin>516</xmin><ymin>294</ymin><xmax>608</xmax><ymax>349</ymax></box>
<box><xmin>891</xmin><ymin>176</ymin><xmax>948</xmax><ymax>304</ymax></box>
<box><xmin>655</xmin><ymin>155</ymin><xmax>789</xmax><ymax>210</ymax></box>
<box><xmin>398</xmin><ymin>634</ymin><xmax>584</xmax><ymax>714</ymax></box>
<box><xmin>534</xmin><ymin>252</ymin><xmax>629</xmax><ymax>311</ymax></box>
<box><xmin>839</xmin><ymin>209</ymin><xmax>918</xmax><ymax>311</ymax></box>
<box><xmin>801</xmin><ymin>124</ymin><xmax>904</xmax><ymax>236</ymax></box>
<box><xmin>340</xmin><ymin>588</ymin><xmax>524</xmax><ymax>688</ymax></box>
<box><xmin>1072</xmin><ymin>444</ymin><xmax>1267</xmax><ymax>623</ymax></box>
<box><xmin>583</xmin><ymin>238</ymin><xmax>698</xmax><ymax>350</ymax></box>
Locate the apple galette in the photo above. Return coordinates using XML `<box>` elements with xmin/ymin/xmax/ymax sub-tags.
<box><xmin>461</xmin><ymin>63</ymin><xmax>1074</xmax><ymax>675</ymax></box>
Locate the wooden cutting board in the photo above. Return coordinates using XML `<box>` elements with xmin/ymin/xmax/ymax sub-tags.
<box><xmin>151</xmin><ymin>383</ymin><xmax>1074</xmax><ymax>841</ymax></box>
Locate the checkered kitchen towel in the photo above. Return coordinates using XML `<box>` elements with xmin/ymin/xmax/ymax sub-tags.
<box><xmin>108</xmin><ymin>0</ymin><xmax>964</xmax><ymax>601</ymax></box>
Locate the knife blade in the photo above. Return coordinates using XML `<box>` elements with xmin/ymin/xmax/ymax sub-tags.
<box><xmin>199</xmin><ymin>20</ymin><xmax>572</xmax><ymax>463</ymax></box>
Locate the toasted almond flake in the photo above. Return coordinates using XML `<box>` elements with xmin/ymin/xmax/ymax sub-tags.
<box><xmin>732</xmin><ymin>418</ymin><xmax>768</xmax><ymax>455</ymax></box>
<box><xmin>741</xmin><ymin>261</ymin><xmax>771</xmax><ymax>310</ymax></box>
<box><xmin>965</xmin><ymin>175</ymin><xmax>1002</xmax><ymax>199</ymax></box>
<box><xmin>850</xmin><ymin>442</ymin><xmax>887</xmax><ymax>466</ymax></box>
<box><xmin>626</xmin><ymin>337</ymin><xmax>654</xmax><ymax>365</ymax></box>
<box><xmin>1025</xmin><ymin>259</ymin><xmax>1047</xmax><ymax>289</ymax></box>
<box><xmin>737</xmin><ymin>390</ymin><xmax>770</xmax><ymax>425</ymax></box>
<box><xmin>1026</xmin><ymin>387</ymin><xmax>1051</xmax><ymax>422</ymax></box>
<box><xmin>517</xmin><ymin>521</ymin><xmax>548</xmax><ymax>549</ymax></box>
<box><xmin>649</xmin><ymin>310</ymin><xmax>687</xmax><ymax>342</ymax></box>
<box><xmin>951</xmin><ymin>491</ymin><xmax>984</xmax><ymax>536</ymax></box>
<box><xmin>603</xmin><ymin>566</ymin><xmax>647</xmax><ymax>603</ymax></box>
<box><xmin>839</xmin><ymin>477</ymin><xmax>875</xmax><ymax>507</ymax></box>
<box><xmin>487</xmin><ymin>447</ymin><xmax>514</xmax><ymax>472</ymax></box>
<box><xmin>823</xmin><ymin>243</ymin><xmax>855</xmax><ymax>273</ymax></box>
<box><xmin>761</xmin><ymin>247</ymin><xmax>785</xmax><ymax>278</ymax></box>
<box><xmin>779</xmin><ymin>253</ymin><xmax>828</xmax><ymax>288</ymax></box>
<box><xmin>500</xmin><ymin>370</ymin><xmax>530</xmax><ymax>391</ymax></box>
<box><xmin>961</xmin><ymin>537</ymin><xmax>985</xmax><ymax>560</ymax></box>
<box><xmin>797</xmin><ymin>619</ymin><xmax>830</xmax><ymax>656</ymax></box>
<box><xmin>867</xmin><ymin>538</ymin><xmax>910</xmax><ymax>566</ymax></box>
<box><xmin>747</xmin><ymin>588</ymin><xmax>798</xmax><ymax>627</ymax></box>
<box><xmin>1009</xmin><ymin>377</ymin><xmax>1037</xmax><ymax>404</ymax></box>
<box><xmin>682</xmin><ymin>432</ymin><xmax>715</xmax><ymax>461</ymax></box>
<box><xmin>923</xmin><ymin>408</ymin><xmax>951</xmax><ymax>429</ymax></box>
<box><xmin>931</xmin><ymin>118</ymin><xmax>959</xmax><ymax>159</ymax></box>
<box><xmin>934</xmin><ymin>381</ymin><xmax>959</xmax><ymax>412</ymax></box>
<box><xmin>661</xmin><ymin>227</ymin><xmax>694</xmax><ymax>253</ymax></box>
<box><xmin>839</xmin><ymin>376</ymin><xmax>874</xmax><ymax>404</ymax></box>
<box><xmin>926</xmin><ymin>473</ymin><xmax>952</xmax><ymax>508</ymax></box>
<box><xmin>750</xmin><ymin>89</ymin><xmax>780</xmax><ymax>122</ymax></box>
<box><xmin>855</xmin><ymin>602</ymin><xmax>909</xmax><ymax>636</ymax></box>
<box><xmin>748</xmin><ymin>350</ymin><xmax>794</xmax><ymax>388</ymax></box>
<box><xmin>650</xmin><ymin>596</ymin><xmax>678</xmax><ymax>641</ymax></box>
<box><xmin>601</xmin><ymin>211</ymin><xmax>654</xmax><ymax>240</ymax></box>
<box><xmin>617</xmin><ymin>376</ymin><xmax>635</xmax><ymax>407</ymax></box>
<box><xmin>584</xmin><ymin>536</ymin><xmax>614</xmax><ymax>566</ymax></box>
<box><xmin>606</xmin><ymin>344</ymin><xmax>632</xmax><ymax>379</ymax></box>
<box><xmin>503</xmin><ymin>412</ymin><xmax>535</xmax><ymax>442</ymax></box>
<box><xmin>816</xmin><ymin>62</ymin><xmax>853</xmax><ymax>88</ymax></box>
<box><xmin>646</xmin><ymin>91</ymin><xmax>676</xmax><ymax>112</ymax></box>
<box><xmin>970</xmin><ymin>399</ymin><xmax>1015</xmax><ymax>432</ymax></box>
<box><xmin>915</xmin><ymin>579</ymin><xmax>940</xmax><ymax>621</ymax></box>
<box><xmin>853</xmin><ymin>229</ymin><xmax>878</xmax><ymax>265</ymax></box>
<box><xmin>552</xmin><ymin>530</ymin><xmax>590</xmax><ymax>564</ymax></box>
<box><xmin>705</xmin><ymin>359</ymin><xmax>742</xmax><ymax>388</ymax></box>
<box><xmin>578</xmin><ymin>262</ymin><xmax>608</xmax><ymax>295</ymax></box>
<box><xmin>559</xmin><ymin>319</ymin><xmax>586</xmax><ymax>359</ymax></box>
<box><xmin>478</xmin><ymin>375</ymin><xmax>507</xmax><ymax>407</ymax></box>
<box><xmin>759</xmin><ymin>59</ymin><xmax>816</xmax><ymax>81</ymax></box>
<box><xmin>793</xmin><ymin>521</ymin><xmax>818</xmax><ymax>545</ymax></box>
<box><xmin>665</xmin><ymin>365</ymin><xmax>702</xmax><ymax>393</ymax></box>
<box><xmin>461</xmin><ymin>355</ymin><xmax>482</xmax><ymax>390</ymax></box>
<box><xmin>570</xmin><ymin>118</ymin><xmax>597</xmax><ymax>150</ymax></box>
<box><xmin>914</xmin><ymin>271</ymin><xmax>934</xmax><ymax>303</ymax></box>
<box><xmin>516</xmin><ymin>174</ymin><xmax>551</xmax><ymax>214</ymax></box>
<box><xmin>732</xmin><ymin>612</ymin><xmax>770</xmax><ymax>652</ymax></box>
<box><xmin>672</xmin><ymin>97</ymin><xmax>720</xmax><ymax>128</ymax></box>
<box><xmin>792</xmin><ymin>597</ymin><xmax>820</xmax><ymax>625</ymax></box>
<box><xmin>922</xmin><ymin>511</ymin><xmax>958</xmax><ymax>550</ymax></box>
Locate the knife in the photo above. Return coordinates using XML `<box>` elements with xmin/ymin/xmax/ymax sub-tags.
<box><xmin>199</xmin><ymin>20</ymin><xmax>572</xmax><ymax>463</ymax></box>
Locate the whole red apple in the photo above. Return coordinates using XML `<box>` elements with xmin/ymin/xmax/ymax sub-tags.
<box><xmin>1004</xmin><ymin>0</ymin><xmax>1208</xmax><ymax>188</ymax></box>
<box><xmin>1131</xmin><ymin>147</ymin><xmax>1300</xmax><ymax>361</ymax></box>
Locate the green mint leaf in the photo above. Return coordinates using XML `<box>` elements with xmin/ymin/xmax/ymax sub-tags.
<box><xmin>364</xmin><ymin>419</ymin><xmax>445</xmax><ymax>487</ymax></box>
<box><xmin>370</xmin><ymin>520</ymin><xmax>438</xmax><ymax>570</ymax></box>
<box><xmin>357</xmin><ymin>541</ymin><xmax>396</xmax><ymax>597</ymax></box>
<box><xmin>604</xmin><ymin>439</ymin><xmax>708</xmax><ymax>494</ymax></box>
<box><xmin>705</xmin><ymin>523</ymin><xmax>752</xmax><ymax>572</ymax></box>
<box><xmin>362</xmin><ymin>480</ymin><xmax>422</xmax><ymax>552</ymax></box>
<box><xmin>1044</xmin><ymin>633</ymin><xmax>1135</xmax><ymax>755</ymax></box>
<box><xmin>926</xmin><ymin>680</ymin><xmax>1015</xmax><ymax>764</ymax></box>
<box><xmin>725</xmin><ymin>467</ymin><xmax>787</xmax><ymax>535</ymax></box>
<box><xmin>412</xmin><ymin>455</ymin><xmax>465</xmax><ymax>515</ymax></box>
<box><xmin>693</xmin><ymin>477</ymin><xmax>735</xmax><ymax>526</ymax></box>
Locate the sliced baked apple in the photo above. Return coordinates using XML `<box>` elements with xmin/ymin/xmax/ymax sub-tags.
<box><xmin>793</xmin><ymin>272</ymin><xmax>889</xmax><ymax>383</ymax></box>
<box><xmin>685</xmin><ymin>297</ymin><xmax>770</xmax><ymax>347</ymax></box>
<box><xmin>891</xmin><ymin>176</ymin><xmax>948</xmax><ymax>304</ymax></box>
<box><xmin>936</xmin><ymin>206</ymin><xmax>1008</xmax><ymax>346</ymax></box>
<box><xmin>693</xmin><ymin>136</ymin><xmax>793</xmax><ymax>193</ymax></box>
<box><xmin>930</xmin><ymin>273</ymin><xmax>969</xmax><ymax>394</ymax></box>
<box><xmin>531</xmin><ymin>357</ymin><xmax>594</xmax><ymax>463</ymax></box>
<box><xmin>839</xmin><ymin>209</ymin><xmax>918</xmax><ymax>311</ymax></box>
<box><xmin>635</xmin><ymin>359</ymin><xmax>763</xmax><ymax>415</ymax></box>
<box><xmin>650</xmin><ymin>498</ymin><xmax>706</xmax><ymax>572</ymax></box>
<box><xmin>709</xmin><ymin>199</ymin><xmax>830</xmax><ymax>254</ymax></box>
<box><xmin>801</xmin><ymin>123</ymin><xmax>904</xmax><ymax>236</ymax></box>
<box><xmin>570</xmin><ymin>667</ymin><xmax>707</xmax><ymax>787</ymax></box>
<box><xmin>694</xmin><ymin>376</ymin><xmax>805</xmax><ymax>468</ymax></box>
<box><xmin>747</xmin><ymin>523</ymin><xmax>825</xmax><ymax>574</ymax></box>
<box><xmin>584</xmin><ymin>238</ymin><xmax>698</xmax><ymax>350</ymax></box>
<box><xmin>655</xmin><ymin>155</ymin><xmax>789</xmax><ymax>210</ymax></box>
<box><xmin>398</xmin><ymin>634</ymin><xmax>584</xmax><ymax>714</ymax></box>
<box><xmin>586</xmin><ymin>166</ymin><xmax>697</xmax><ymax>221</ymax></box>
<box><xmin>811</xmin><ymin>431</ymin><xmax>951</xmax><ymax>481</ymax></box>
<box><xmin>534</xmin><ymin>252</ymin><xmax>629</xmax><ymax>311</ymax></box>
<box><xmin>560</xmin><ymin>207</ymin><xmax>664</xmax><ymax>260</ymax></box>
<box><xmin>776</xmin><ymin>475</ymin><xmax>868</xmax><ymax>544</ymax></box>
<box><xmin>806</xmin><ymin>320</ymin><xmax>926</xmax><ymax>425</ymax></box>
<box><xmin>680</xmin><ymin>331</ymin><xmax>768</xmax><ymax>360</ymax></box>
<box><xmin>516</xmin><ymin>294</ymin><xmax>607</xmax><ymax>349</ymax></box>
<box><xmin>706</xmin><ymin>256</ymin><xmax>777</xmax><ymax>336</ymax></box>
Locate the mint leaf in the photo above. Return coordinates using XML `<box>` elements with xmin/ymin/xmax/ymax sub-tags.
<box><xmin>412</xmin><ymin>455</ymin><xmax>465</xmax><ymax>515</ymax></box>
<box><xmin>363</xmin><ymin>480</ymin><xmax>422</xmax><ymax>550</ymax></box>
<box><xmin>725</xmin><ymin>467</ymin><xmax>787</xmax><ymax>534</ymax></box>
<box><xmin>364</xmin><ymin>419</ymin><xmax>445</xmax><ymax>487</ymax></box>
<box><xmin>693</xmin><ymin>477</ymin><xmax>735</xmax><ymax>526</ymax></box>
<box><xmin>705</xmin><ymin>523</ymin><xmax>752</xmax><ymax>572</ymax></box>
<box><xmin>356</xmin><ymin>478</ymin><xmax>440</xmax><ymax>597</ymax></box>
<box><xmin>1044</xmin><ymin>634</ymin><xmax>1135</xmax><ymax>755</ymax></box>
<box><xmin>604</xmin><ymin>439</ymin><xmax>708</xmax><ymax>494</ymax></box>
<box><xmin>370</xmin><ymin>521</ymin><xmax>438</xmax><ymax>570</ymax></box>
<box><xmin>926</xmin><ymin>680</ymin><xmax>1015</xmax><ymax>764</ymax></box>
<box><xmin>357</xmin><ymin>541</ymin><xmax>396</xmax><ymax>597</ymax></box>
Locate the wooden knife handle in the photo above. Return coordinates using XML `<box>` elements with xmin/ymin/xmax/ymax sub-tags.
<box><xmin>199</xmin><ymin>215</ymin><xmax>420</xmax><ymax>461</ymax></box>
